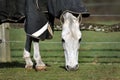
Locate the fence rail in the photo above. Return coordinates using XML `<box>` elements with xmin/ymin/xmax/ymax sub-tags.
<box><xmin>1</xmin><ymin>40</ymin><xmax>120</xmax><ymax>44</ymax></box>
<box><xmin>91</xmin><ymin>14</ymin><xmax>120</xmax><ymax>17</ymax></box>
<box><xmin>86</xmin><ymin>2</ymin><xmax>120</xmax><ymax>6</ymax></box>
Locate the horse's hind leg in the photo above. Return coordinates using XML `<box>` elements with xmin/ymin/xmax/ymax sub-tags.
<box><xmin>23</xmin><ymin>35</ymin><xmax>33</xmax><ymax>69</ymax></box>
<box><xmin>33</xmin><ymin>39</ymin><xmax>46</xmax><ymax>71</ymax></box>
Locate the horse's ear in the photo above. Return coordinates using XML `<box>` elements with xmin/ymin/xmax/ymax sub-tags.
<box><xmin>60</xmin><ymin>15</ymin><xmax>64</xmax><ymax>23</ymax></box>
<box><xmin>77</xmin><ymin>14</ymin><xmax>82</xmax><ymax>24</ymax></box>
<box><xmin>60</xmin><ymin>11</ymin><xmax>68</xmax><ymax>23</ymax></box>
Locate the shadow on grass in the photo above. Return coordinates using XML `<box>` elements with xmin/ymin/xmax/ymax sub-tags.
<box><xmin>59</xmin><ymin>66</ymin><xmax>66</xmax><ymax>70</ymax></box>
<box><xmin>0</xmin><ymin>61</ymin><xmax>53</xmax><ymax>70</ymax></box>
<box><xmin>0</xmin><ymin>61</ymin><xmax>25</xmax><ymax>68</ymax></box>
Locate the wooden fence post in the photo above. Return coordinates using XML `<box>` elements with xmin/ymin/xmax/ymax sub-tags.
<box><xmin>0</xmin><ymin>23</ymin><xmax>11</xmax><ymax>62</ymax></box>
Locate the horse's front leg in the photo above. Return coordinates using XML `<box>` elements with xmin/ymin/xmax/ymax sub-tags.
<box><xmin>33</xmin><ymin>39</ymin><xmax>46</xmax><ymax>71</ymax></box>
<box><xmin>23</xmin><ymin>35</ymin><xmax>33</xmax><ymax>69</ymax></box>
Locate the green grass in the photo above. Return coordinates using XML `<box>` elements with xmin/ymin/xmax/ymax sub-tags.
<box><xmin>0</xmin><ymin>28</ymin><xmax>120</xmax><ymax>80</ymax></box>
<box><xmin>0</xmin><ymin>64</ymin><xmax>120</xmax><ymax>80</ymax></box>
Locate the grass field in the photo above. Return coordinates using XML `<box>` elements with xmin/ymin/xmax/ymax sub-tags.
<box><xmin>0</xmin><ymin>28</ymin><xmax>120</xmax><ymax>80</ymax></box>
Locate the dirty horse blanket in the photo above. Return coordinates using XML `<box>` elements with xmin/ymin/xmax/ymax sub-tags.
<box><xmin>0</xmin><ymin>0</ymin><xmax>89</xmax><ymax>40</ymax></box>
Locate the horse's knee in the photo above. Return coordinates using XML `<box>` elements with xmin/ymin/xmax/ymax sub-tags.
<box><xmin>23</xmin><ymin>49</ymin><xmax>30</xmax><ymax>58</ymax></box>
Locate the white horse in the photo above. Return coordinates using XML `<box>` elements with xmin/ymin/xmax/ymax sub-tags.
<box><xmin>61</xmin><ymin>12</ymin><xmax>82</xmax><ymax>70</ymax></box>
<box><xmin>23</xmin><ymin>12</ymin><xmax>82</xmax><ymax>71</ymax></box>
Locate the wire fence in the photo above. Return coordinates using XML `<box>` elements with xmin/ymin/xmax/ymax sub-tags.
<box><xmin>2</xmin><ymin>41</ymin><xmax>120</xmax><ymax>44</ymax></box>
<box><xmin>85</xmin><ymin>2</ymin><xmax>120</xmax><ymax>20</ymax></box>
<box><xmin>86</xmin><ymin>2</ymin><xmax>120</xmax><ymax>6</ymax></box>
<box><xmin>90</xmin><ymin>14</ymin><xmax>120</xmax><ymax>17</ymax></box>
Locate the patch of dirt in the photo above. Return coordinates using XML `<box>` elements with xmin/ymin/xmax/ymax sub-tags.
<box><xmin>80</xmin><ymin>23</ymin><xmax>120</xmax><ymax>32</ymax></box>
<box><xmin>10</xmin><ymin>23</ymin><xmax>120</xmax><ymax>32</ymax></box>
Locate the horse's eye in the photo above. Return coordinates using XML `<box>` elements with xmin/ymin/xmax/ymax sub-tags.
<box><xmin>62</xmin><ymin>38</ymin><xmax>65</xmax><ymax>43</ymax></box>
<box><xmin>79</xmin><ymin>38</ymin><xmax>82</xmax><ymax>43</ymax></box>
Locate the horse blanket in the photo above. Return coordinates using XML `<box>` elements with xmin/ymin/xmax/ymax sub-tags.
<box><xmin>0</xmin><ymin>0</ymin><xmax>25</xmax><ymax>23</ymax></box>
<box><xmin>0</xmin><ymin>0</ymin><xmax>90</xmax><ymax>40</ymax></box>
<box><xmin>47</xmin><ymin>0</ymin><xmax>90</xmax><ymax>18</ymax></box>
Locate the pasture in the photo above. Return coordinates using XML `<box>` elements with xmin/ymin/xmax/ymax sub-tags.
<box><xmin>0</xmin><ymin>28</ymin><xmax>120</xmax><ymax>80</ymax></box>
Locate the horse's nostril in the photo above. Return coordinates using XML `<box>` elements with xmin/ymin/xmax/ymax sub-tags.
<box><xmin>66</xmin><ymin>65</ymin><xmax>70</xmax><ymax>71</ymax></box>
<box><xmin>75</xmin><ymin>64</ymin><xmax>79</xmax><ymax>70</ymax></box>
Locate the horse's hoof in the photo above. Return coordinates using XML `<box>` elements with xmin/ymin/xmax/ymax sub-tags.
<box><xmin>25</xmin><ymin>65</ymin><xmax>33</xmax><ymax>70</ymax></box>
<box><xmin>35</xmin><ymin>66</ymin><xmax>47</xmax><ymax>71</ymax></box>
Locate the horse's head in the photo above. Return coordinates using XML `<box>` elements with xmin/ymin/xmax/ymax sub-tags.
<box><xmin>61</xmin><ymin>12</ymin><xmax>82</xmax><ymax>71</ymax></box>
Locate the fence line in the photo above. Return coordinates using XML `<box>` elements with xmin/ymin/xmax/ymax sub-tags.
<box><xmin>2</xmin><ymin>41</ymin><xmax>120</xmax><ymax>44</ymax></box>
<box><xmin>91</xmin><ymin>14</ymin><xmax>120</xmax><ymax>17</ymax></box>
<box><xmin>86</xmin><ymin>2</ymin><xmax>120</xmax><ymax>6</ymax></box>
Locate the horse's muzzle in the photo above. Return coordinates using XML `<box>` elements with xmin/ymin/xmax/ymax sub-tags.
<box><xmin>65</xmin><ymin>64</ymin><xmax>79</xmax><ymax>71</ymax></box>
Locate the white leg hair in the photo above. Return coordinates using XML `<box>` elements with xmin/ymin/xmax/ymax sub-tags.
<box><xmin>33</xmin><ymin>41</ymin><xmax>45</xmax><ymax>67</ymax></box>
<box><xmin>23</xmin><ymin>49</ymin><xmax>33</xmax><ymax>67</ymax></box>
